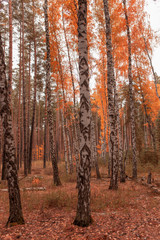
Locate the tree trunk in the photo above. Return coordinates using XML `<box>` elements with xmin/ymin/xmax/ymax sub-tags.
<box><xmin>28</xmin><ymin>0</ymin><xmax>37</xmax><ymax>174</ymax></box>
<box><xmin>103</xmin><ymin>0</ymin><xmax>119</xmax><ymax>190</ymax></box>
<box><xmin>73</xmin><ymin>0</ymin><xmax>92</xmax><ymax>227</ymax></box>
<box><xmin>16</xmin><ymin>23</ymin><xmax>22</xmax><ymax>171</ymax></box>
<box><xmin>22</xmin><ymin>0</ymin><xmax>27</xmax><ymax>176</ymax></box>
<box><xmin>8</xmin><ymin>0</ymin><xmax>12</xmax><ymax>97</ymax></box>
<box><xmin>44</xmin><ymin>0</ymin><xmax>61</xmax><ymax>186</ymax></box>
<box><xmin>27</xmin><ymin>43</ymin><xmax>31</xmax><ymax>169</ymax></box>
<box><xmin>0</xmin><ymin>33</ymin><xmax>25</xmax><ymax>227</ymax></box>
<box><xmin>43</xmin><ymin>87</ymin><xmax>47</xmax><ymax>168</ymax></box>
<box><xmin>91</xmin><ymin>118</ymin><xmax>101</xmax><ymax>179</ymax></box>
<box><xmin>61</xmin><ymin>109</ymin><xmax>69</xmax><ymax>173</ymax></box>
<box><xmin>123</xmin><ymin>0</ymin><xmax>137</xmax><ymax>179</ymax></box>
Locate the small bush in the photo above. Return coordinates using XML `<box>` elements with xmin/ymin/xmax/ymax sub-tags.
<box><xmin>43</xmin><ymin>190</ymin><xmax>76</xmax><ymax>209</ymax></box>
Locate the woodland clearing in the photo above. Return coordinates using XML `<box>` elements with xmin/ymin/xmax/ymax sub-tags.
<box><xmin>0</xmin><ymin>161</ymin><xmax>160</xmax><ymax>240</ymax></box>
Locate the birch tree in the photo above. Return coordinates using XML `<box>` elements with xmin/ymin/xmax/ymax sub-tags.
<box><xmin>103</xmin><ymin>0</ymin><xmax>119</xmax><ymax>189</ymax></box>
<box><xmin>123</xmin><ymin>0</ymin><xmax>137</xmax><ymax>179</ymax></box>
<box><xmin>0</xmin><ymin>33</ymin><xmax>24</xmax><ymax>227</ymax></box>
<box><xmin>73</xmin><ymin>0</ymin><xmax>92</xmax><ymax>227</ymax></box>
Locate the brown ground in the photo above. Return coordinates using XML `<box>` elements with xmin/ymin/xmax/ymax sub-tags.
<box><xmin>0</xmin><ymin>163</ymin><xmax>160</xmax><ymax>240</ymax></box>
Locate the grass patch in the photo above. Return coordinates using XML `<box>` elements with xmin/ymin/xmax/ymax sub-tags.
<box><xmin>42</xmin><ymin>190</ymin><xmax>77</xmax><ymax>210</ymax></box>
<box><xmin>62</xmin><ymin>172</ymin><xmax>77</xmax><ymax>183</ymax></box>
<box><xmin>91</xmin><ymin>185</ymin><xmax>139</xmax><ymax>211</ymax></box>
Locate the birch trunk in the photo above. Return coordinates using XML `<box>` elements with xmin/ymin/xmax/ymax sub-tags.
<box><xmin>103</xmin><ymin>0</ymin><xmax>119</xmax><ymax>190</ymax></box>
<box><xmin>123</xmin><ymin>0</ymin><xmax>137</xmax><ymax>179</ymax></box>
<box><xmin>0</xmin><ymin>33</ymin><xmax>25</xmax><ymax>227</ymax></box>
<box><xmin>73</xmin><ymin>0</ymin><xmax>92</xmax><ymax>227</ymax></box>
<box><xmin>44</xmin><ymin>0</ymin><xmax>61</xmax><ymax>186</ymax></box>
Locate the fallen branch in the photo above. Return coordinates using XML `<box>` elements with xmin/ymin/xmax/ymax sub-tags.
<box><xmin>0</xmin><ymin>187</ymin><xmax>46</xmax><ymax>192</ymax></box>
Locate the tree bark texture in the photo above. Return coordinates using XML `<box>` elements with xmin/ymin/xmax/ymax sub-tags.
<box><xmin>103</xmin><ymin>0</ymin><xmax>119</xmax><ymax>190</ymax></box>
<box><xmin>73</xmin><ymin>0</ymin><xmax>92</xmax><ymax>227</ymax></box>
<box><xmin>44</xmin><ymin>0</ymin><xmax>61</xmax><ymax>186</ymax></box>
<box><xmin>0</xmin><ymin>33</ymin><xmax>25</xmax><ymax>226</ymax></box>
<box><xmin>123</xmin><ymin>0</ymin><xmax>137</xmax><ymax>179</ymax></box>
<box><xmin>8</xmin><ymin>0</ymin><xmax>12</xmax><ymax>96</ymax></box>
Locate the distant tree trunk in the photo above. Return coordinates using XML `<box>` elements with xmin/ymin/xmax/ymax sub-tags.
<box><xmin>16</xmin><ymin>23</ymin><xmax>22</xmax><ymax>171</ymax></box>
<box><xmin>43</xmin><ymin>87</ymin><xmax>47</xmax><ymax>168</ymax></box>
<box><xmin>54</xmin><ymin>30</ymin><xmax>73</xmax><ymax>174</ymax></box>
<box><xmin>115</xmin><ymin>87</ymin><xmax>125</xmax><ymax>182</ymax></box>
<box><xmin>66</xmin><ymin>119</ymin><xmax>73</xmax><ymax>174</ymax></box>
<box><xmin>73</xmin><ymin>0</ymin><xmax>92</xmax><ymax>227</ymax></box>
<box><xmin>27</xmin><ymin>43</ymin><xmax>31</xmax><ymax>168</ymax></box>
<box><xmin>28</xmin><ymin>0</ymin><xmax>37</xmax><ymax>174</ymax></box>
<box><xmin>22</xmin><ymin>0</ymin><xmax>27</xmax><ymax>176</ymax></box>
<box><xmin>100</xmin><ymin>94</ymin><xmax>107</xmax><ymax>162</ymax></box>
<box><xmin>123</xmin><ymin>0</ymin><xmax>137</xmax><ymax>179</ymax></box>
<box><xmin>114</xmin><ymin>71</ymin><xmax>125</xmax><ymax>182</ymax></box>
<box><xmin>103</xmin><ymin>0</ymin><xmax>119</xmax><ymax>190</ymax></box>
<box><xmin>61</xmin><ymin>109</ymin><xmax>69</xmax><ymax>173</ymax></box>
<box><xmin>44</xmin><ymin>0</ymin><xmax>61</xmax><ymax>186</ymax></box>
<box><xmin>0</xmin><ymin>33</ymin><xmax>25</xmax><ymax>227</ymax></box>
<box><xmin>136</xmin><ymin>63</ymin><xmax>156</xmax><ymax>152</ymax></box>
<box><xmin>91</xmin><ymin>118</ymin><xmax>101</xmax><ymax>179</ymax></box>
<box><xmin>101</xmin><ymin>55</ymin><xmax>108</xmax><ymax>163</ymax></box>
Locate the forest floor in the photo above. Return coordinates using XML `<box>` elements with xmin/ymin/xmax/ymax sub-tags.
<box><xmin>0</xmin><ymin>161</ymin><xmax>160</xmax><ymax>240</ymax></box>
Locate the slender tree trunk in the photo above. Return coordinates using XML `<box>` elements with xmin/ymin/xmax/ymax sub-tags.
<box><xmin>27</xmin><ymin>43</ymin><xmax>31</xmax><ymax>168</ymax></box>
<box><xmin>0</xmin><ymin>33</ymin><xmax>25</xmax><ymax>227</ymax></box>
<box><xmin>44</xmin><ymin>0</ymin><xmax>61</xmax><ymax>186</ymax></box>
<box><xmin>53</xmin><ymin>30</ymin><xmax>74</xmax><ymax>174</ymax></box>
<box><xmin>114</xmin><ymin>85</ymin><xmax>125</xmax><ymax>182</ymax></box>
<box><xmin>61</xmin><ymin>109</ymin><xmax>69</xmax><ymax>173</ymax></box>
<box><xmin>100</xmin><ymin>94</ymin><xmax>107</xmax><ymax>162</ymax></box>
<box><xmin>66</xmin><ymin>119</ymin><xmax>73</xmax><ymax>174</ymax></box>
<box><xmin>28</xmin><ymin>0</ymin><xmax>37</xmax><ymax>174</ymax></box>
<box><xmin>138</xmin><ymin>78</ymin><xmax>156</xmax><ymax>151</ymax></box>
<box><xmin>103</xmin><ymin>0</ymin><xmax>119</xmax><ymax>190</ymax></box>
<box><xmin>73</xmin><ymin>0</ymin><xmax>92</xmax><ymax>227</ymax></box>
<box><xmin>43</xmin><ymin>87</ymin><xmax>47</xmax><ymax>168</ymax></box>
<box><xmin>22</xmin><ymin>0</ymin><xmax>27</xmax><ymax>176</ymax></box>
<box><xmin>123</xmin><ymin>0</ymin><xmax>137</xmax><ymax>179</ymax></box>
<box><xmin>91</xmin><ymin>118</ymin><xmax>101</xmax><ymax>179</ymax></box>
